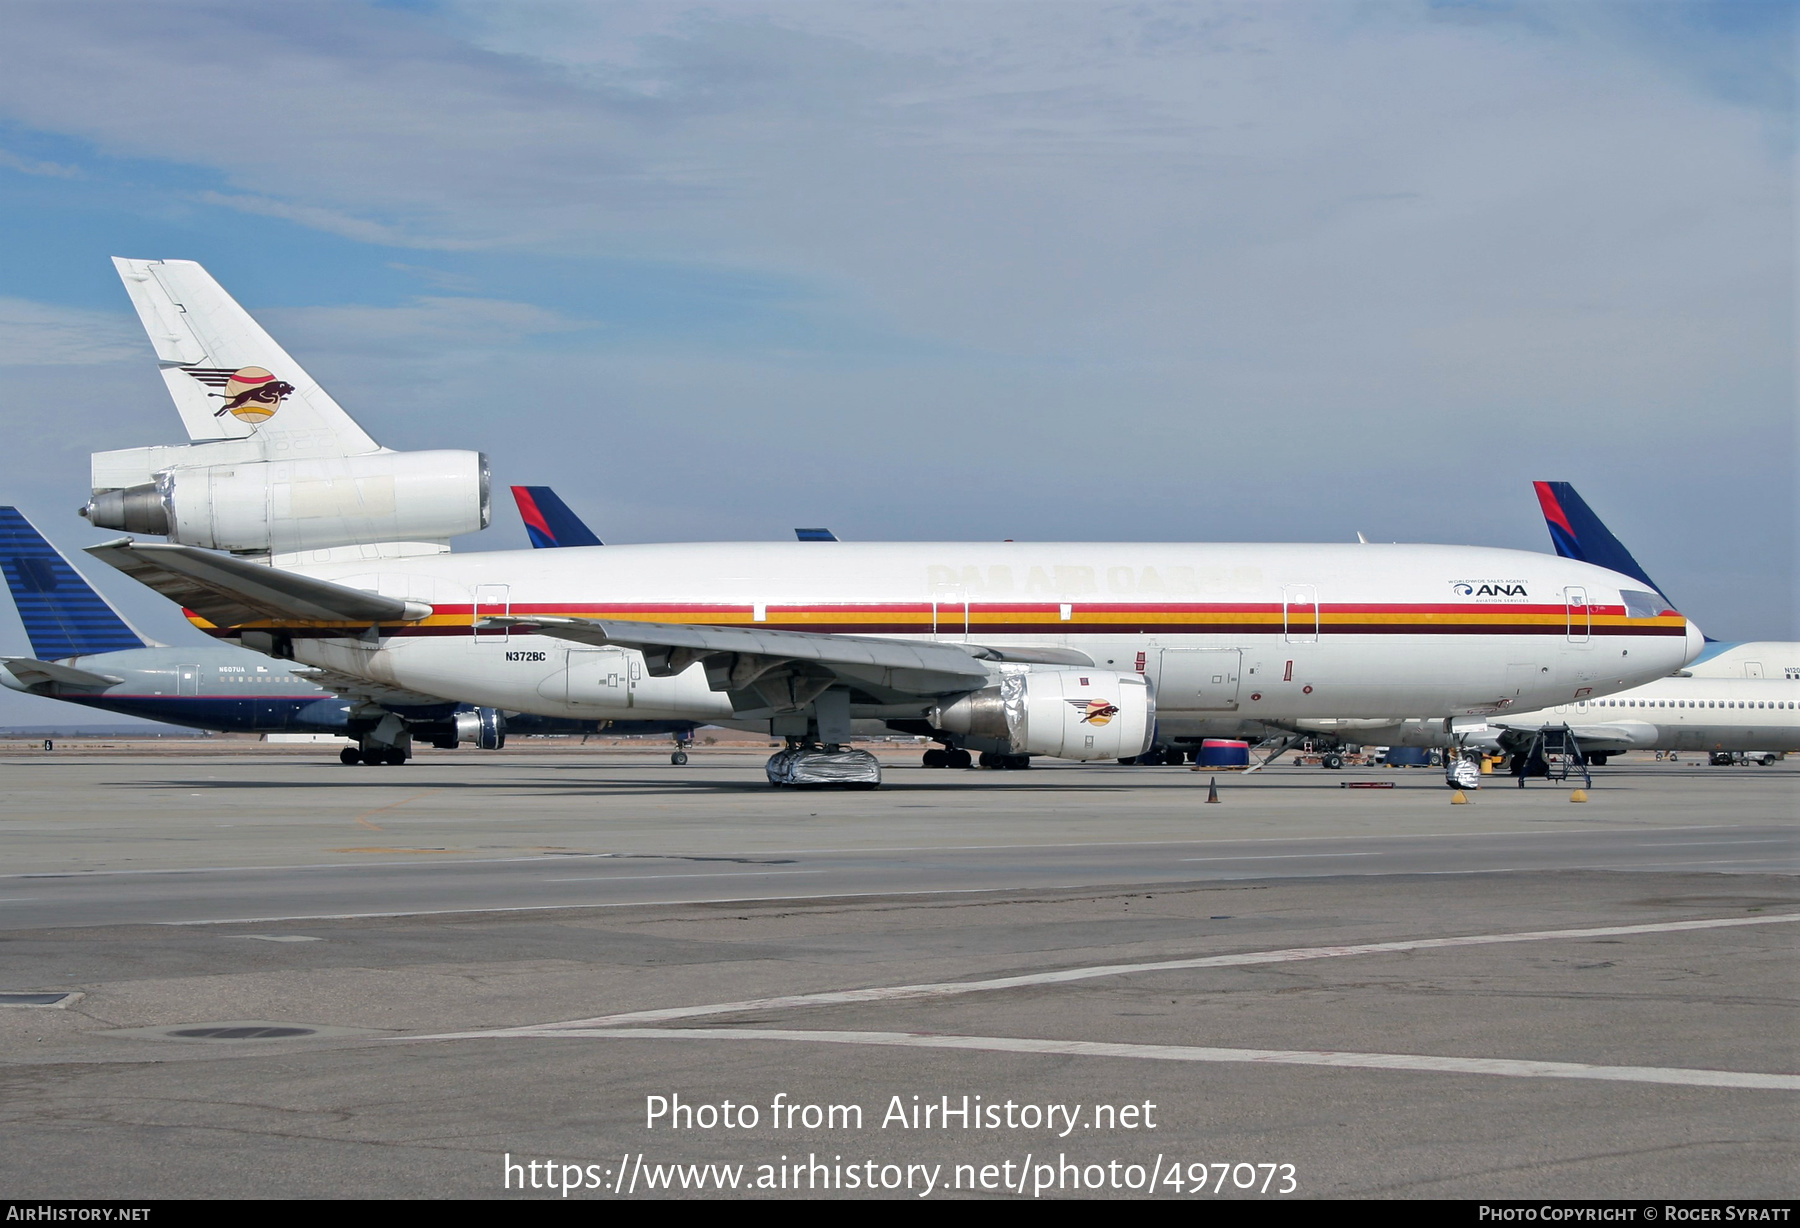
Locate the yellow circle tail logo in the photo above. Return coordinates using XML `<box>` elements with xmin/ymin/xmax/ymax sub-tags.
<box><xmin>215</xmin><ymin>366</ymin><xmax>295</xmax><ymax>424</ymax></box>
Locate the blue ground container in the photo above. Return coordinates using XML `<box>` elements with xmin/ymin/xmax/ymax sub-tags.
<box><xmin>1197</xmin><ymin>739</ymin><xmax>1251</xmax><ymax>768</ymax></box>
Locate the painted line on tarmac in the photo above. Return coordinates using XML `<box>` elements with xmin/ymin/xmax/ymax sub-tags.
<box><xmin>1653</xmin><ymin>839</ymin><xmax>1792</xmax><ymax>847</ymax></box>
<box><xmin>451</xmin><ymin>1027</ymin><xmax>1800</xmax><ymax>1092</ymax></box>
<box><xmin>541</xmin><ymin>870</ymin><xmax>822</xmax><ymax>883</ymax></box>
<box><xmin>161</xmin><ymin>884</ymin><xmax>1098</xmax><ymax>925</ymax></box>
<box><xmin>1180</xmin><ymin>852</ymin><xmax>1383</xmax><ymax>862</ymax></box>
<box><xmin>739</xmin><ymin>824</ymin><xmax>1763</xmax><ymax>858</ymax></box>
<box><xmin>0</xmin><ymin>824</ymin><xmax>1770</xmax><ymax>882</ymax></box>
<box><xmin>424</xmin><ymin>912</ymin><xmax>1800</xmax><ymax>1036</ymax></box>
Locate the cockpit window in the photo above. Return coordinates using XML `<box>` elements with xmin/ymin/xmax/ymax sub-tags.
<box><xmin>1621</xmin><ymin>589</ymin><xmax>1675</xmax><ymax>619</ymax></box>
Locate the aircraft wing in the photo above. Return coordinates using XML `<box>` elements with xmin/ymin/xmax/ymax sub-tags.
<box><xmin>1</xmin><ymin>658</ymin><xmax>123</xmax><ymax>689</ymax></box>
<box><xmin>1491</xmin><ymin>717</ymin><xmax>1657</xmax><ymax>753</ymax></box>
<box><xmin>84</xmin><ymin>539</ymin><xmax>432</xmax><ymax>629</ymax></box>
<box><xmin>286</xmin><ymin>664</ymin><xmax>450</xmax><ymax>710</ymax></box>
<box><xmin>490</xmin><ymin>614</ymin><xmax>991</xmax><ymax>705</ymax></box>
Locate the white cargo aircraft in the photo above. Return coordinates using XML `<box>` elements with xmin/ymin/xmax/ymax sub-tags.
<box><xmin>82</xmin><ymin>259</ymin><xmax>1703</xmax><ymax>783</ymax></box>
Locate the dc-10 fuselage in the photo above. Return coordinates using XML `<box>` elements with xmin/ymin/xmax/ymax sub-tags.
<box><xmin>180</xmin><ymin>540</ymin><xmax>1699</xmax><ymax>739</ymax></box>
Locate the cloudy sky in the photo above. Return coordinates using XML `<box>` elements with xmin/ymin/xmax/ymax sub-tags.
<box><xmin>0</xmin><ymin>0</ymin><xmax>1790</xmax><ymax>725</ymax></box>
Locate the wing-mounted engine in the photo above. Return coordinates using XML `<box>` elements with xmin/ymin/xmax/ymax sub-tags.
<box><xmin>84</xmin><ymin>449</ymin><xmax>490</xmax><ymax>557</ymax></box>
<box><xmin>932</xmin><ymin>666</ymin><xmax>1155</xmax><ymax>761</ymax></box>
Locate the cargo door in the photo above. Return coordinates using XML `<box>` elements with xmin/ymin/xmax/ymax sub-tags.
<box><xmin>178</xmin><ymin>664</ymin><xmax>199</xmax><ymax>696</ymax></box>
<box><xmin>1504</xmin><ymin>662</ymin><xmax>1546</xmax><ymax>705</ymax></box>
<box><xmin>563</xmin><ymin>646</ymin><xmax>632</xmax><ymax>709</ymax></box>
<box><xmin>1156</xmin><ymin>649</ymin><xmax>1242</xmax><ymax>711</ymax></box>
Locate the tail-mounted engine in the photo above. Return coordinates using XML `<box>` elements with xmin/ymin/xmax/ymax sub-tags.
<box><xmin>931</xmin><ymin>666</ymin><xmax>1155</xmax><ymax>761</ymax></box>
<box><xmin>84</xmin><ymin>450</ymin><xmax>489</xmax><ymax>556</ymax></box>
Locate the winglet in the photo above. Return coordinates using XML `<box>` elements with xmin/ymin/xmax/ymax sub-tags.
<box><xmin>512</xmin><ymin>486</ymin><xmax>602</xmax><ymax>548</ymax></box>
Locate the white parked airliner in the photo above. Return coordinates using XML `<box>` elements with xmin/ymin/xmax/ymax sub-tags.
<box><xmin>81</xmin><ymin>259</ymin><xmax>1704</xmax><ymax>782</ymax></box>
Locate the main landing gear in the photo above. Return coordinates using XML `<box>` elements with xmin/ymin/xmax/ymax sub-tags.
<box><xmin>921</xmin><ymin>746</ymin><xmax>972</xmax><ymax>769</ymax></box>
<box><xmin>340</xmin><ymin>745</ymin><xmax>408</xmax><ymax>766</ymax></box>
<box><xmin>671</xmin><ymin>728</ymin><xmax>695</xmax><ymax>765</ymax></box>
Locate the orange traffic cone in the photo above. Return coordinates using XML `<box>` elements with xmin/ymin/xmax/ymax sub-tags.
<box><xmin>1205</xmin><ymin>777</ymin><xmax>1220</xmax><ymax>803</ymax></box>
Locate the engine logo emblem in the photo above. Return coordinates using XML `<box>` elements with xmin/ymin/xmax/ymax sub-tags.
<box><xmin>1067</xmin><ymin>697</ymin><xmax>1120</xmax><ymax>725</ymax></box>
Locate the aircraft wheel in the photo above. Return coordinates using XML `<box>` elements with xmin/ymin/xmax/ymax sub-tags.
<box><xmin>383</xmin><ymin>748</ymin><xmax>407</xmax><ymax>766</ymax></box>
<box><xmin>977</xmin><ymin>751</ymin><xmax>1000</xmax><ymax>769</ymax></box>
<box><xmin>947</xmin><ymin>748</ymin><xmax>973</xmax><ymax>770</ymax></box>
<box><xmin>1323</xmin><ymin>753</ymin><xmax>1344</xmax><ymax>770</ymax></box>
<box><xmin>1004</xmin><ymin>755</ymin><xmax>1031</xmax><ymax>770</ymax></box>
<box><xmin>922</xmin><ymin>748</ymin><xmax>949</xmax><ymax>768</ymax></box>
<box><xmin>671</xmin><ymin>750</ymin><xmax>688</xmax><ymax>765</ymax></box>
<box><xmin>340</xmin><ymin>747</ymin><xmax>360</xmax><ymax>766</ymax></box>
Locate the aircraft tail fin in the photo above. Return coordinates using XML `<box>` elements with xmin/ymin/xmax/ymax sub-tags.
<box><xmin>795</xmin><ymin>527</ymin><xmax>839</xmax><ymax>542</ymax></box>
<box><xmin>111</xmin><ymin>257</ymin><xmax>379</xmax><ymax>456</ymax></box>
<box><xmin>1532</xmin><ymin>482</ymin><xmax>1671</xmax><ymax>600</ymax></box>
<box><xmin>0</xmin><ymin>508</ymin><xmax>149</xmax><ymax>659</ymax></box>
<box><xmin>512</xmin><ymin>486</ymin><xmax>602</xmax><ymax>548</ymax></box>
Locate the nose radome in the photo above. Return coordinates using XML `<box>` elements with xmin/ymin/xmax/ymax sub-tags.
<box><xmin>1683</xmin><ymin>617</ymin><xmax>1705</xmax><ymax>666</ymax></box>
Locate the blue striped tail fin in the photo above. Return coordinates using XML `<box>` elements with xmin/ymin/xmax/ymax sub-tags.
<box><xmin>0</xmin><ymin>508</ymin><xmax>146</xmax><ymax>659</ymax></box>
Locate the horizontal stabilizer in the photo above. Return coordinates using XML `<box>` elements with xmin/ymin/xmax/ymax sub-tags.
<box><xmin>489</xmin><ymin>614</ymin><xmax>990</xmax><ymax>693</ymax></box>
<box><xmin>2</xmin><ymin>657</ymin><xmax>123</xmax><ymax>689</ymax></box>
<box><xmin>84</xmin><ymin>540</ymin><xmax>431</xmax><ymax>629</ymax></box>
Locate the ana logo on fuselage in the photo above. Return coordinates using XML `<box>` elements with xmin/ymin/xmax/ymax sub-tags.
<box><xmin>1451</xmin><ymin>581</ymin><xmax>1529</xmax><ymax>599</ymax></box>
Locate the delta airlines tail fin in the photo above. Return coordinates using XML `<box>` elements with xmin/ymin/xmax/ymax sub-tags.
<box><xmin>0</xmin><ymin>508</ymin><xmax>149</xmax><ymax>659</ymax></box>
<box><xmin>512</xmin><ymin>486</ymin><xmax>602</xmax><ymax>548</ymax></box>
<box><xmin>110</xmin><ymin>257</ymin><xmax>379</xmax><ymax>456</ymax></box>
<box><xmin>1532</xmin><ymin>482</ymin><xmax>1669</xmax><ymax>600</ymax></box>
